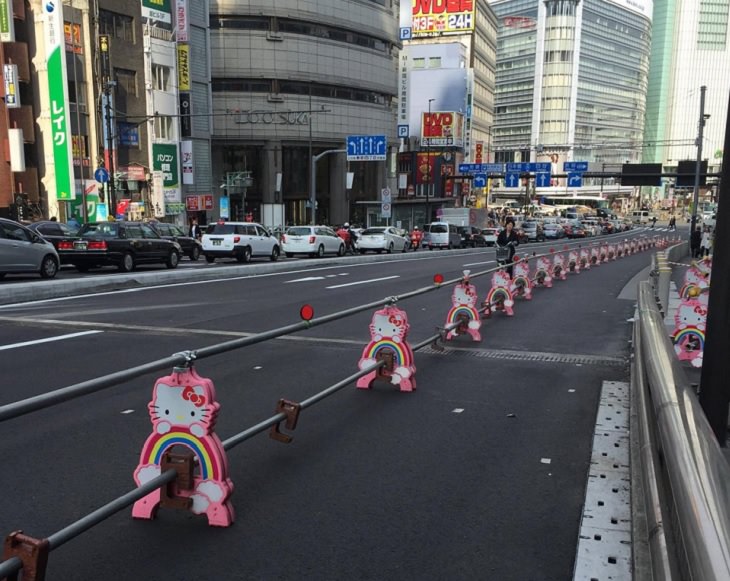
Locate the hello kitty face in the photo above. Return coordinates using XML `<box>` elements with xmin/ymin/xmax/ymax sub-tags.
<box><xmin>675</xmin><ymin>299</ymin><xmax>708</xmax><ymax>330</ymax></box>
<box><xmin>685</xmin><ymin>267</ymin><xmax>709</xmax><ymax>287</ymax></box>
<box><xmin>493</xmin><ymin>270</ymin><xmax>511</xmax><ymax>287</ymax></box>
<box><xmin>453</xmin><ymin>284</ymin><xmax>478</xmax><ymax>307</ymax></box>
<box><xmin>513</xmin><ymin>261</ymin><xmax>530</xmax><ymax>277</ymax></box>
<box><xmin>150</xmin><ymin>383</ymin><xmax>213</xmax><ymax>433</ymax></box>
<box><xmin>553</xmin><ymin>253</ymin><xmax>564</xmax><ymax>265</ymax></box>
<box><xmin>370</xmin><ymin>309</ymin><xmax>408</xmax><ymax>343</ymax></box>
<box><xmin>537</xmin><ymin>257</ymin><xmax>551</xmax><ymax>271</ymax></box>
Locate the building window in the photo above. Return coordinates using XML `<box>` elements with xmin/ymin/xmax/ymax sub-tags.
<box><xmin>115</xmin><ymin>68</ymin><xmax>137</xmax><ymax>98</ymax></box>
<box><xmin>428</xmin><ymin>57</ymin><xmax>441</xmax><ymax>68</ymax></box>
<box><xmin>412</xmin><ymin>58</ymin><xmax>426</xmax><ymax>69</ymax></box>
<box><xmin>99</xmin><ymin>9</ymin><xmax>135</xmax><ymax>43</ymax></box>
<box><xmin>152</xmin><ymin>64</ymin><xmax>170</xmax><ymax>91</ymax></box>
<box><xmin>154</xmin><ymin>116</ymin><xmax>174</xmax><ymax>140</ymax></box>
<box><xmin>68</xmin><ymin>80</ymin><xmax>87</xmax><ymax>110</ymax></box>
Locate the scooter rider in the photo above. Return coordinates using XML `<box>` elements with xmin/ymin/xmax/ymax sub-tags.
<box><xmin>496</xmin><ymin>218</ymin><xmax>520</xmax><ymax>277</ymax></box>
<box><xmin>410</xmin><ymin>226</ymin><xmax>423</xmax><ymax>250</ymax></box>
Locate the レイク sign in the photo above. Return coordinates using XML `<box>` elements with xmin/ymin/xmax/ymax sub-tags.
<box><xmin>412</xmin><ymin>0</ymin><xmax>475</xmax><ymax>37</ymax></box>
<box><xmin>44</xmin><ymin>0</ymin><xmax>74</xmax><ymax>201</ymax></box>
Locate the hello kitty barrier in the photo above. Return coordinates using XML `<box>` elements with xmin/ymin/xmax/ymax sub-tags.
<box><xmin>444</xmin><ymin>273</ymin><xmax>482</xmax><ymax>342</ymax></box>
<box><xmin>484</xmin><ymin>269</ymin><xmax>515</xmax><ymax>317</ymax></box>
<box><xmin>672</xmin><ymin>293</ymin><xmax>709</xmax><ymax>368</ymax></box>
<box><xmin>511</xmin><ymin>260</ymin><xmax>533</xmax><ymax>299</ymax></box>
<box><xmin>679</xmin><ymin>264</ymin><xmax>710</xmax><ymax>299</ymax></box>
<box><xmin>590</xmin><ymin>246</ymin><xmax>600</xmax><ymax>265</ymax></box>
<box><xmin>568</xmin><ymin>249</ymin><xmax>580</xmax><ymax>273</ymax></box>
<box><xmin>535</xmin><ymin>256</ymin><xmax>553</xmax><ymax>288</ymax></box>
<box><xmin>579</xmin><ymin>247</ymin><xmax>591</xmax><ymax>269</ymax></box>
<box><xmin>357</xmin><ymin>305</ymin><xmax>417</xmax><ymax>391</ymax></box>
<box><xmin>132</xmin><ymin>366</ymin><xmax>235</xmax><ymax>527</ymax></box>
<box><xmin>552</xmin><ymin>252</ymin><xmax>567</xmax><ymax>281</ymax></box>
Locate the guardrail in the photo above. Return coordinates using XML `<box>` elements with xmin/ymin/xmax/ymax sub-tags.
<box><xmin>0</xmin><ymin>235</ymin><xmax>664</xmax><ymax>580</ymax></box>
<box><xmin>635</xmin><ymin>270</ymin><xmax>730</xmax><ymax>580</ymax></box>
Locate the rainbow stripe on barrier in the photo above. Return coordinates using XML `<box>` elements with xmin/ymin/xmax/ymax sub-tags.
<box><xmin>143</xmin><ymin>430</ymin><xmax>221</xmax><ymax>480</ymax></box>
<box><xmin>673</xmin><ymin>327</ymin><xmax>705</xmax><ymax>351</ymax></box>
<box><xmin>447</xmin><ymin>306</ymin><xmax>478</xmax><ymax>325</ymax></box>
<box><xmin>365</xmin><ymin>340</ymin><xmax>406</xmax><ymax>366</ymax></box>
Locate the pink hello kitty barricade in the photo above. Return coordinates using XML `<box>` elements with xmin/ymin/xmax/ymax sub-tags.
<box><xmin>567</xmin><ymin>249</ymin><xmax>580</xmax><ymax>273</ymax></box>
<box><xmin>534</xmin><ymin>256</ymin><xmax>553</xmax><ymax>288</ymax></box>
<box><xmin>672</xmin><ymin>293</ymin><xmax>709</xmax><ymax>368</ymax></box>
<box><xmin>552</xmin><ymin>251</ymin><xmax>567</xmax><ymax>281</ymax></box>
<box><xmin>133</xmin><ymin>366</ymin><xmax>235</xmax><ymax>527</ymax></box>
<box><xmin>357</xmin><ymin>305</ymin><xmax>417</xmax><ymax>392</ymax></box>
<box><xmin>607</xmin><ymin>243</ymin><xmax>617</xmax><ymax>261</ymax></box>
<box><xmin>484</xmin><ymin>269</ymin><xmax>515</xmax><ymax>317</ymax></box>
<box><xmin>579</xmin><ymin>247</ymin><xmax>591</xmax><ymax>269</ymax></box>
<box><xmin>590</xmin><ymin>246</ymin><xmax>601</xmax><ymax>266</ymax></box>
<box><xmin>679</xmin><ymin>264</ymin><xmax>710</xmax><ymax>299</ymax></box>
<box><xmin>599</xmin><ymin>243</ymin><xmax>608</xmax><ymax>263</ymax></box>
<box><xmin>511</xmin><ymin>260</ymin><xmax>533</xmax><ymax>299</ymax></box>
<box><xmin>444</xmin><ymin>272</ymin><xmax>482</xmax><ymax>342</ymax></box>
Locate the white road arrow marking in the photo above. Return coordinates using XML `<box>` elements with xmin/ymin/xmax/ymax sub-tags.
<box><xmin>326</xmin><ymin>275</ymin><xmax>400</xmax><ymax>289</ymax></box>
<box><xmin>0</xmin><ymin>330</ymin><xmax>102</xmax><ymax>351</ymax></box>
<box><xmin>284</xmin><ymin>276</ymin><xmax>326</xmax><ymax>283</ymax></box>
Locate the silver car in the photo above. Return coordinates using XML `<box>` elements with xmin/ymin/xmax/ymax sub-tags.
<box><xmin>0</xmin><ymin>218</ymin><xmax>60</xmax><ymax>279</ymax></box>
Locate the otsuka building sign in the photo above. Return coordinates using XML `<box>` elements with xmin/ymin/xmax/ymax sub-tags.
<box><xmin>412</xmin><ymin>0</ymin><xmax>475</xmax><ymax>37</ymax></box>
<box><xmin>421</xmin><ymin>111</ymin><xmax>464</xmax><ymax>147</ymax></box>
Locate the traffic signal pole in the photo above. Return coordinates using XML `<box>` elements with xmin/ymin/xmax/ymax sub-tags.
<box><xmin>690</xmin><ymin>85</ymin><xmax>707</xmax><ymax>239</ymax></box>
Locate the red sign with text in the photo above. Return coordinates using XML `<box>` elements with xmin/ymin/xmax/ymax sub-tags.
<box><xmin>186</xmin><ymin>195</ymin><xmax>200</xmax><ymax>211</ymax></box>
<box><xmin>475</xmin><ymin>142</ymin><xmax>483</xmax><ymax>163</ymax></box>
<box><xmin>203</xmin><ymin>195</ymin><xmax>213</xmax><ymax>210</ymax></box>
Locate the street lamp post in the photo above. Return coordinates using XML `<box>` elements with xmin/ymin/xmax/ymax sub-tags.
<box><xmin>425</xmin><ymin>98</ymin><xmax>435</xmax><ymax>223</ymax></box>
<box><xmin>690</xmin><ymin>85</ymin><xmax>707</xmax><ymax>239</ymax></box>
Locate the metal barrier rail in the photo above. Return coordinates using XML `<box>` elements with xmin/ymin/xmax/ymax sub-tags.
<box><xmin>0</xmin><ymin>233</ymin><xmax>660</xmax><ymax>579</ymax></box>
<box><xmin>637</xmin><ymin>281</ymin><xmax>730</xmax><ymax>580</ymax></box>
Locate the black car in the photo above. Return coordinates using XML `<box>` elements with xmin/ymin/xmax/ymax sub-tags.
<box><xmin>57</xmin><ymin>221</ymin><xmax>181</xmax><ymax>272</ymax></box>
<box><xmin>149</xmin><ymin>222</ymin><xmax>202</xmax><ymax>261</ymax></box>
<box><xmin>457</xmin><ymin>226</ymin><xmax>487</xmax><ymax>248</ymax></box>
<box><xmin>27</xmin><ymin>221</ymin><xmax>79</xmax><ymax>263</ymax></box>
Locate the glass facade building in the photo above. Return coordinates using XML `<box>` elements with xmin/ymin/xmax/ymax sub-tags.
<box><xmin>489</xmin><ymin>0</ymin><xmax>652</xmax><ymax>175</ymax></box>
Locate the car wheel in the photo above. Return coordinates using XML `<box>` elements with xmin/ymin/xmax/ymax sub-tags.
<box><xmin>337</xmin><ymin>244</ymin><xmax>345</xmax><ymax>257</ymax></box>
<box><xmin>189</xmin><ymin>246</ymin><xmax>201</xmax><ymax>261</ymax></box>
<box><xmin>360</xmin><ymin>249</ymin><xmax>367</xmax><ymax>254</ymax></box>
<box><xmin>387</xmin><ymin>243</ymin><xmax>393</xmax><ymax>254</ymax></box>
<box><xmin>317</xmin><ymin>244</ymin><xmax>325</xmax><ymax>258</ymax></box>
<box><xmin>205</xmin><ymin>255</ymin><xmax>216</xmax><ymax>264</ymax></box>
<box><xmin>402</xmin><ymin>242</ymin><xmax>408</xmax><ymax>252</ymax></box>
<box><xmin>40</xmin><ymin>255</ymin><xmax>59</xmax><ymax>279</ymax></box>
<box><xmin>119</xmin><ymin>252</ymin><xmax>135</xmax><ymax>272</ymax></box>
<box><xmin>286</xmin><ymin>252</ymin><xmax>294</xmax><ymax>258</ymax></box>
<box><xmin>236</xmin><ymin>246</ymin><xmax>252</xmax><ymax>263</ymax></box>
<box><xmin>166</xmin><ymin>250</ymin><xmax>180</xmax><ymax>269</ymax></box>
<box><xmin>270</xmin><ymin>245</ymin><xmax>280</xmax><ymax>262</ymax></box>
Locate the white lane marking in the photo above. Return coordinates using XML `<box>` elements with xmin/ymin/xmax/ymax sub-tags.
<box><xmin>326</xmin><ymin>275</ymin><xmax>400</xmax><ymax>289</ymax></box>
<box><xmin>540</xmin><ymin>458</ymin><xmax>552</xmax><ymax>464</ymax></box>
<box><xmin>284</xmin><ymin>276</ymin><xmax>326</xmax><ymax>283</ymax></box>
<box><xmin>452</xmin><ymin>408</ymin><xmax>465</xmax><ymax>414</ymax></box>
<box><xmin>463</xmin><ymin>260</ymin><xmax>496</xmax><ymax>267</ymax></box>
<box><xmin>121</xmin><ymin>409</ymin><xmax>135</xmax><ymax>414</ymax></box>
<box><xmin>0</xmin><ymin>330</ymin><xmax>102</xmax><ymax>351</ymax></box>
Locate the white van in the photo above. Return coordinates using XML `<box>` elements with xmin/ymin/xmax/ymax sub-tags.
<box><xmin>631</xmin><ymin>210</ymin><xmax>652</xmax><ymax>224</ymax></box>
<box><xmin>426</xmin><ymin>222</ymin><xmax>460</xmax><ymax>250</ymax></box>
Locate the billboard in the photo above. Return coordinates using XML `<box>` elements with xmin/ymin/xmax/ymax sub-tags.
<box><xmin>177</xmin><ymin>43</ymin><xmax>190</xmax><ymax>91</ymax></box>
<box><xmin>0</xmin><ymin>0</ymin><xmax>14</xmax><ymax>42</ymax></box>
<box><xmin>181</xmin><ymin>139</ymin><xmax>194</xmax><ymax>185</ymax></box>
<box><xmin>142</xmin><ymin>0</ymin><xmax>172</xmax><ymax>24</ymax></box>
<box><xmin>44</xmin><ymin>0</ymin><xmax>75</xmax><ymax>201</ymax></box>
<box><xmin>412</xmin><ymin>0</ymin><xmax>475</xmax><ymax>37</ymax></box>
<box><xmin>3</xmin><ymin>63</ymin><xmax>18</xmax><ymax>108</ymax></box>
<box><xmin>153</xmin><ymin>143</ymin><xmax>180</xmax><ymax>202</ymax></box>
<box><xmin>421</xmin><ymin>111</ymin><xmax>464</xmax><ymax>147</ymax></box>
<box><xmin>175</xmin><ymin>0</ymin><xmax>188</xmax><ymax>42</ymax></box>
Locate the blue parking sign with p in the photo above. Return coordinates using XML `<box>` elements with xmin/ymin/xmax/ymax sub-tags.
<box><xmin>400</xmin><ymin>27</ymin><xmax>412</xmax><ymax>40</ymax></box>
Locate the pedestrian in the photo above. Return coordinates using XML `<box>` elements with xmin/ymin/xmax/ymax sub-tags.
<box><xmin>669</xmin><ymin>215</ymin><xmax>676</xmax><ymax>231</ymax></box>
<box><xmin>50</xmin><ymin>216</ymin><xmax>58</xmax><ymax>222</ymax></box>
<box><xmin>701</xmin><ymin>227</ymin><xmax>713</xmax><ymax>257</ymax></box>
<box><xmin>650</xmin><ymin>215</ymin><xmax>657</xmax><ymax>229</ymax></box>
<box><xmin>346</xmin><ymin>223</ymin><xmax>359</xmax><ymax>254</ymax></box>
<box><xmin>690</xmin><ymin>226</ymin><xmax>702</xmax><ymax>258</ymax></box>
<box><xmin>496</xmin><ymin>218</ymin><xmax>520</xmax><ymax>278</ymax></box>
<box><xmin>189</xmin><ymin>217</ymin><xmax>202</xmax><ymax>241</ymax></box>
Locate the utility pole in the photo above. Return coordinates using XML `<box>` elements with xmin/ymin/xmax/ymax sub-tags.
<box><xmin>699</xmin><ymin>88</ymin><xmax>730</xmax><ymax>444</ymax></box>
<box><xmin>105</xmin><ymin>83</ymin><xmax>116</xmax><ymax>216</ymax></box>
<box><xmin>690</xmin><ymin>85</ymin><xmax>707</xmax><ymax>240</ymax></box>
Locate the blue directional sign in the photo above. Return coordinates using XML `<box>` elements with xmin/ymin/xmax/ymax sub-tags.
<box><xmin>506</xmin><ymin>162</ymin><xmax>529</xmax><ymax>173</ymax></box>
<box><xmin>484</xmin><ymin>163</ymin><xmax>505</xmax><ymax>173</ymax></box>
<box><xmin>568</xmin><ymin>172</ymin><xmax>583</xmax><ymax>187</ymax></box>
<box><xmin>473</xmin><ymin>174</ymin><xmax>487</xmax><ymax>188</ymax></box>
<box><xmin>535</xmin><ymin>172</ymin><xmax>551</xmax><ymax>187</ymax></box>
<box><xmin>94</xmin><ymin>167</ymin><xmax>109</xmax><ymax>184</ymax></box>
<box><xmin>347</xmin><ymin>135</ymin><xmax>387</xmax><ymax>161</ymax></box>
<box><xmin>460</xmin><ymin>163</ymin><xmax>506</xmax><ymax>174</ymax></box>
<box><xmin>505</xmin><ymin>172</ymin><xmax>520</xmax><ymax>188</ymax></box>
<box><xmin>533</xmin><ymin>162</ymin><xmax>551</xmax><ymax>172</ymax></box>
<box><xmin>459</xmin><ymin>163</ymin><xmax>477</xmax><ymax>173</ymax></box>
<box><xmin>564</xmin><ymin>161</ymin><xmax>589</xmax><ymax>172</ymax></box>
<box><xmin>506</xmin><ymin>162</ymin><xmax>551</xmax><ymax>173</ymax></box>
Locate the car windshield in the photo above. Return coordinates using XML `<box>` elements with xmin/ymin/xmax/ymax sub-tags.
<box><xmin>206</xmin><ymin>224</ymin><xmax>236</xmax><ymax>234</ymax></box>
<box><xmin>79</xmin><ymin>223</ymin><xmax>119</xmax><ymax>238</ymax></box>
<box><xmin>286</xmin><ymin>227</ymin><xmax>312</xmax><ymax>236</ymax></box>
<box><xmin>362</xmin><ymin>228</ymin><xmax>385</xmax><ymax>236</ymax></box>
<box><xmin>430</xmin><ymin>225</ymin><xmax>448</xmax><ymax>233</ymax></box>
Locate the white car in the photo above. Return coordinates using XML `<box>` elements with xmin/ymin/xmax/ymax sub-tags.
<box><xmin>481</xmin><ymin>226</ymin><xmax>501</xmax><ymax>246</ymax></box>
<box><xmin>0</xmin><ymin>217</ymin><xmax>60</xmax><ymax>279</ymax></box>
<box><xmin>202</xmin><ymin>221</ymin><xmax>280</xmax><ymax>263</ymax></box>
<box><xmin>281</xmin><ymin>225</ymin><xmax>345</xmax><ymax>258</ymax></box>
<box><xmin>357</xmin><ymin>227</ymin><xmax>410</xmax><ymax>254</ymax></box>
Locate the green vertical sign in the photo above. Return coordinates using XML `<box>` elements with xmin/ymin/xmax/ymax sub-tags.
<box><xmin>44</xmin><ymin>1</ymin><xmax>74</xmax><ymax>201</ymax></box>
<box><xmin>0</xmin><ymin>0</ymin><xmax>13</xmax><ymax>42</ymax></box>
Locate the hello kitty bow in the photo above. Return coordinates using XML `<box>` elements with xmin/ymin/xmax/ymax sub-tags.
<box><xmin>182</xmin><ymin>385</ymin><xmax>206</xmax><ymax>407</ymax></box>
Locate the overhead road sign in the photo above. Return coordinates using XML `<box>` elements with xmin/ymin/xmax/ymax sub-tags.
<box><xmin>676</xmin><ymin>159</ymin><xmax>708</xmax><ymax>186</ymax></box>
<box><xmin>505</xmin><ymin>172</ymin><xmax>520</xmax><ymax>188</ymax></box>
<box><xmin>567</xmin><ymin>173</ymin><xmax>583</xmax><ymax>187</ymax></box>
<box><xmin>459</xmin><ymin>163</ymin><xmax>504</xmax><ymax>174</ymax></box>
<box><xmin>346</xmin><ymin>135</ymin><xmax>387</xmax><ymax>161</ymax></box>
<box><xmin>473</xmin><ymin>174</ymin><xmax>487</xmax><ymax>188</ymax></box>
<box><xmin>506</xmin><ymin>162</ymin><xmax>551</xmax><ymax>173</ymax></box>
<box><xmin>563</xmin><ymin>161</ymin><xmax>588</xmax><ymax>172</ymax></box>
<box><xmin>620</xmin><ymin>163</ymin><xmax>662</xmax><ymax>186</ymax></box>
<box><xmin>535</xmin><ymin>173</ymin><xmax>551</xmax><ymax>187</ymax></box>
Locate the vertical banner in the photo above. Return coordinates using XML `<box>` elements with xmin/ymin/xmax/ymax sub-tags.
<box><xmin>153</xmin><ymin>143</ymin><xmax>180</xmax><ymax>203</ymax></box>
<box><xmin>397</xmin><ymin>52</ymin><xmax>409</xmax><ymax>138</ymax></box>
<box><xmin>3</xmin><ymin>63</ymin><xmax>19</xmax><ymax>108</ymax></box>
<box><xmin>151</xmin><ymin>170</ymin><xmax>166</xmax><ymax>217</ymax></box>
<box><xmin>181</xmin><ymin>139</ymin><xmax>194</xmax><ymax>184</ymax></box>
<box><xmin>44</xmin><ymin>1</ymin><xmax>74</xmax><ymax>201</ymax></box>
<box><xmin>179</xmin><ymin>92</ymin><xmax>191</xmax><ymax>137</ymax></box>
<box><xmin>176</xmin><ymin>0</ymin><xmax>188</xmax><ymax>42</ymax></box>
<box><xmin>0</xmin><ymin>0</ymin><xmax>15</xmax><ymax>42</ymax></box>
<box><xmin>177</xmin><ymin>43</ymin><xmax>190</xmax><ymax>91</ymax></box>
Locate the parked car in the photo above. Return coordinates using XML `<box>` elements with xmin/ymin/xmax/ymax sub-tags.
<box><xmin>543</xmin><ymin>222</ymin><xmax>566</xmax><ymax>239</ymax></box>
<box><xmin>357</xmin><ymin>227</ymin><xmax>409</xmax><ymax>254</ymax></box>
<box><xmin>457</xmin><ymin>226</ymin><xmax>487</xmax><ymax>248</ymax></box>
<box><xmin>202</xmin><ymin>221</ymin><xmax>280</xmax><ymax>263</ymax></box>
<box><xmin>26</xmin><ymin>220</ymin><xmax>79</xmax><ymax>255</ymax></box>
<box><xmin>57</xmin><ymin>221</ymin><xmax>182</xmax><ymax>272</ymax></box>
<box><xmin>149</xmin><ymin>222</ymin><xmax>202</xmax><ymax>261</ymax></box>
<box><xmin>0</xmin><ymin>217</ymin><xmax>60</xmax><ymax>279</ymax></box>
<box><xmin>281</xmin><ymin>225</ymin><xmax>345</xmax><ymax>258</ymax></box>
<box><xmin>426</xmin><ymin>222</ymin><xmax>461</xmax><ymax>250</ymax></box>
<box><xmin>563</xmin><ymin>221</ymin><xmax>587</xmax><ymax>239</ymax></box>
<box><xmin>519</xmin><ymin>220</ymin><xmax>545</xmax><ymax>242</ymax></box>
<box><xmin>481</xmin><ymin>226</ymin><xmax>501</xmax><ymax>247</ymax></box>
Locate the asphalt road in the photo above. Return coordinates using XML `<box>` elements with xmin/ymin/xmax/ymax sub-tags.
<box><xmin>0</xmin><ymin>228</ymin><xmax>669</xmax><ymax>580</ymax></box>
